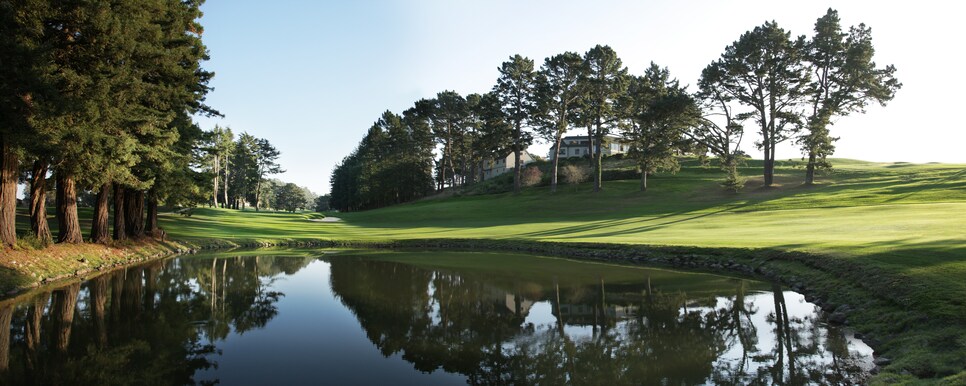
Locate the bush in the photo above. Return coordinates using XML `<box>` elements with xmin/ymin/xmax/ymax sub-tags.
<box><xmin>522</xmin><ymin>166</ymin><xmax>543</xmax><ymax>187</ymax></box>
<box><xmin>560</xmin><ymin>164</ymin><xmax>588</xmax><ymax>189</ymax></box>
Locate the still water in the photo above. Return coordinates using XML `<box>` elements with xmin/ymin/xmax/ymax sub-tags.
<box><xmin>0</xmin><ymin>250</ymin><xmax>872</xmax><ymax>385</ymax></box>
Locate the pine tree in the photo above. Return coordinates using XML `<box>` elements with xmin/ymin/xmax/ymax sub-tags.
<box><xmin>710</xmin><ymin>22</ymin><xmax>809</xmax><ymax>187</ymax></box>
<box><xmin>578</xmin><ymin>45</ymin><xmax>628</xmax><ymax>192</ymax></box>
<box><xmin>800</xmin><ymin>9</ymin><xmax>901</xmax><ymax>184</ymax></box>
<box><xmin>493</xmin><ymin>55</ymin><xmax>536</xmax><ymax>194</ymax></box>
<box><xmin>533</xmin><ymin>52</ymin><xmax>584</xmax><ymax>193</ymax></box>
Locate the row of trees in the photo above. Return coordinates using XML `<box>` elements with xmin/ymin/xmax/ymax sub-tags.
<box><xmin>330</xmin><ymin>9</ymin><xmax>899</xmax><ymax>211</ymax></box>
<box><xmin>0</xmin><ymin>0</ymin><xmax>218</xmax><ymax>248</ymax></box>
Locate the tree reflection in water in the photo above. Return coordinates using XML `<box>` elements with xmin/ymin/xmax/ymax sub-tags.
<box><xmin>0</xmin><ymin>252</ymin><xmax>870</xmax><ymax>385</ymax></box>
<box><xmin>0</xmin><ymin>255</ymin><xmax>311</xmax><ymax>385</ymax></box>
<box><xmin>329</xmin><ymin>256</ymin><xmax>871</xmax><ymax>385</ymax></box>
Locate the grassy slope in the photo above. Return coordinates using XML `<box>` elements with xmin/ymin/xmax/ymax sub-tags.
<box><xmin>164</xmin><ymin>159</ymin><xmax>966</xmax><ymax>314</ymax></box>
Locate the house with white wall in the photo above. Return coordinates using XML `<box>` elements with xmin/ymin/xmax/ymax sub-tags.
<box><xmin>482</xmin><ymin>151</ymin><xmax>537</xmax><ymax>180</ymax></box>
<box><xmin>548</xmin><ymin>135</ymin><xmax>630</xmax><ymax>160</ymax></box>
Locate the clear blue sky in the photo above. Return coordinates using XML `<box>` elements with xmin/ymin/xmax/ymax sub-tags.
<box><xmin>195</xmin><ymin>0</ymin><xmax>965</xmax><ymax>195</ymax></box>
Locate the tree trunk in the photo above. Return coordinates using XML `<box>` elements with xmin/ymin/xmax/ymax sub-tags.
<box><xmin>113</xmin><ymin>183</ymin><xmax>126</xmax><ymax>241</ymax></box>
<box><xmin>145</xmin><ymin>191</ymin><xmax>158</xmax><ymax>235</ymax></box>
<box><xmin>254</xmin><ymin>178</ymin><xmax>261</xmax><ymax>211</ymax></box>
<box><xmin>0</xmin><ymin>137</ymin><xmax>18</xmax><ymax>248</ymax></box>
<box><xmin>29</xmin><ymin>160</ymin><xmax>52</xmax><ymax>245</ymax></box>
<box><xmin>593</xmin><ymin>126</ymin><xmax>603</xmax><ymax>193</ymax></box>
<box><xmin>124</xmin><ymin>188</ymin><xmax>144</xmax><ymax>238</ymax></box>
<box><xmin>762</xmin><ymin>131</ymin><xmax>774</xmax><ymax>187</ymax></box>
<box><xmin>223</xmin><ymin>154</ymin><xmax>230</xmax><ymax>207</ymax></box>
<box><xmin>804</xmin><ymin>151</ymin><xmax>817</xmax><ymax>185</ymax></box>
<box><xmin>212</xmin><ymin>154</ymin><xmax>219</xmax><ymax>207</ymax></box>
<box><xmin>90</xmin><ymin>182</ymin><xmax>111</xmax><ymax>244</ymax></box>
<box><xmin>551</xmin><ymin>132</ymin><xmax>564</xmax><ymax>193</ymax></box>
<box><xmin>56</xmin><ymin>173</ymin><xmax>83</xmax><ymax>244</ymax></box>
<box><xmin>640</xmin><ymin>169</ymin><xmax>648</xmax><ymax>192</ymax></box>
<box><xmin>512</xmin><ymin>148</ymin><xmax>522</xmax><ymax>194</ymax></box>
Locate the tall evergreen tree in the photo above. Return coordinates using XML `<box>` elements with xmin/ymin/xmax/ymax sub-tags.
<box><xmin>429</xmin><ymin>91</ymin><xmax>468</xmax><ymax>189</ymax></box>
<box><xmin>621</xmin><ymin>64</ymin><xmax>693</xmax><ymax>191</ymax></box>
<box><xmin>0</xmin><ymin>0</ymin><xmax>48</xmax><ymax>246</ymax></box>
<box><xmin>472</xmin><ymin>92</ymin><xmax>513</xmax><ymax>182</ymax></box>
<box><xmin>800</xmin><ymin>9</ymin><xmax>901</xmax><ymax>184</ymax></box>
<box><xmin>252</xmin><ymin>138</ymin><xmax>283</xmax><ymax>211</ymax></box>
<box><xmin>578</xmin><ymin>45</ymin><xmax>628</xmax><ymax>192</ymax></box>
<box><xmin>493</xmin><ymin>55</ymin><xmax>536</xmax><ymax>194</ymax></box>
<box><xmin>533</xmin><ymin>52</ymin><xmax>584</xmax><ymax>193</ymax></box>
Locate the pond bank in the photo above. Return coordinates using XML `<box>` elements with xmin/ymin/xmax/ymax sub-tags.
<box><xmin>1</xmin><ymin>237</ymin><xmax>962</xmax><ymax>383</ymax></box>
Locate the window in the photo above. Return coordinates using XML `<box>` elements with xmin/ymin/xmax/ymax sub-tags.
<box><xmin>574</xmin><ymin>149</ymin><xmax>581</xmax><ymax>155</ymax></box>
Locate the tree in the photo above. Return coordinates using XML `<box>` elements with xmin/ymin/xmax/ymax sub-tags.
<box><xmin>800</xmin><ymin>9</ymin><xmax>901</xmax><ymax>184</ymax></box>
<box><xmin>428</xmin><ymin>92</ymin><xmax>470</xmax><ymax>189</ymax></box>
<box><xmin>690</xmin><ymin>63</ymin><xmax>749</xmax><ymax>192</ymax></box>
<box><xmin>229</xmin><ymin>133</ymin><xmax>257</xmax><ymax>209</ymax></box>
<box><xmin>578</xmin><ymin>45</ymin><xmax>628</xmax><ymax>192</ymax></box>
<box><xmin>401</xmin><ymin>100</ymin><xmax>437</xmax><ymax>195</ymax></box>
<box><xmin>493</xmin><ymin>55</ymin><xmax>536</xmax><ymax>194</ymax></box>
<box><xmin>314</xmin><ymin>195</ymin><xmax>330</xmax><ymax>212</ymax></box>
<box><xmin>205</xmin><ymin>126</ymin><xmax>235</xmax><ymax>207</ymax></box>
<box><xmin>0</xmin><ymin>0</ymin><xmax>47</xmax><ymax>247</ymax></box>
<box><xmin>274</xmin><ymin>183</ymin><xmax>305</xmax><ymax>212</ymax></box>
<box><xmin>252</xmin><ymin>138</ymin><xmax>283</xmax><ymax>211</ymax></box>
<box><xmin>711</xmin><ymin>22</ymin><xmax>809</xmax><ymax>187</ymax></box>
<box><xmin>621</xmin><ymin>64</ymin><xmax>692</xmax><ymax>191</ymax></box>
<box><xmin>472</xmin><ymin>92</ymin><xmax>513</xmax><ymax>182</ymax></box>
<box><xmin>533</xmin><ymin>52</ymin><xmax>584</xmax><ymax>193</ymax></box>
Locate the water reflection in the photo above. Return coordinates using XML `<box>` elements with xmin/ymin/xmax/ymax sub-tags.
<box><xmin>0</xmin><ymin>255</ymin><xmax>313</xmax><ymax>385</ymax></box>
<box><xmin>0</xmin><ymin>251</ymin><xmax>871</xmax><ymax>385</ymax></box>
<box><xmin>328</xmin><ymin>254</ymin><xmax>872</xmax><ymax>385</ymax></box>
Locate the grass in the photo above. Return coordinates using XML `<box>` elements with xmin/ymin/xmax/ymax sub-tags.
<box><xmin>3</xmin><ymin>157</ymin><xmax>965</xmax><ymax>383</ymax></box>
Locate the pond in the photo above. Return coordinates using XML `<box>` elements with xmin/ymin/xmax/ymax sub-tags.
<box><xmin>0</xmin><ymin>250</ymin><xmax>873</xmax><ymax>385</ymax></box>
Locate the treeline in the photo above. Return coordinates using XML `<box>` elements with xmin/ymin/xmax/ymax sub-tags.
<box><xmin>0</xmin><ymin>0</ymin><xmax>211</xmax><ymax>248</ymax></box>
<box><xmin>330</xmin><ymin>9</ymin><xmax>899</xmax><ymax>212</ymax></box>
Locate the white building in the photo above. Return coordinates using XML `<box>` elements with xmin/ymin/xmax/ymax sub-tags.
<box><xmin>482</xmin><ymin>151</ymin><xmax>537</xmax><ymax>180</ymax></box>
<box><xmin>548</xmin><ymin>135</ymin><xmax>630</xmax><ymax>160</ymax></box>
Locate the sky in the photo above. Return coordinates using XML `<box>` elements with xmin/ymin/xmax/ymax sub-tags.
<box><xmin>194</xmin><ymin>0</ymin><xmax>966</xmax><ymax>195</ymax></box>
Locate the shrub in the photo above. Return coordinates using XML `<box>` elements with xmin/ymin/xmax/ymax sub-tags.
<box><xmin>560</xmin><ymin>164</ymin><xmax>588</xmax><ymax>189</ymax></box>
<box><xmin>522</xmin><ymin>166</ymin><xmax>543</xmax><ymax>187</ymax></box>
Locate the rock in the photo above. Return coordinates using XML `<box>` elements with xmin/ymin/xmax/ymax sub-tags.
<box><xmin>854</xmin><ymin>333</ymin><xmax>864</xmax><ymax>339</ymax></box>
<box><xmin>873</xmin><ymin>357</ymin><xmax>891</xmax><ymax>366</ymax></box>
<box><xmin>821</xmin><ymin>302</ymin><xmax>837</xmax><ymax>312</ymax></box>
<box><xmin>834</xmin><ymin>304</ymin><xmax>851</xmax><ymax>313</ymax></box>
<box><xmin>828</xmin><ymin>312</ymin><xmax>847</xmax><ymax>324</ymax></box>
